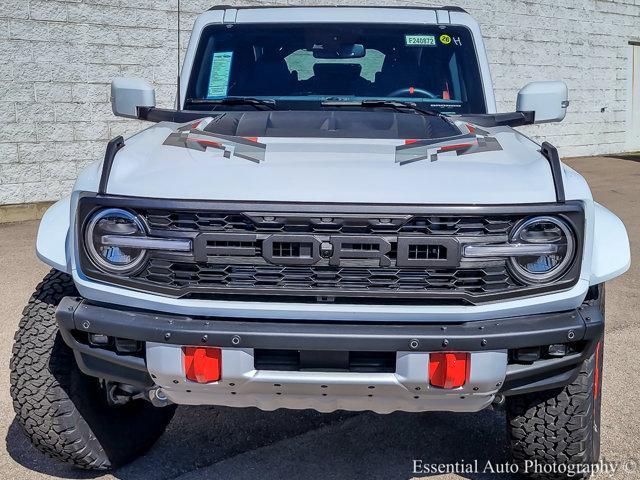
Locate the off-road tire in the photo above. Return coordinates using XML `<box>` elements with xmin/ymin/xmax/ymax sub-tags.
<box><xmin>10</xmin><ymin>270</ymin><xmax>176</xmax><ymax>470</ymax></box>
<box><xmin>506</xmin><ymin>341</ymin><xmax>603</xmax><ymax>479</ymax></box>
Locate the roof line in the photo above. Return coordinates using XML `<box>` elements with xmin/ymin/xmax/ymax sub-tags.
<box><xmin>207</xmin><ymin>5</ymin><xmax>468</xmax><ymax>13</ymax></box>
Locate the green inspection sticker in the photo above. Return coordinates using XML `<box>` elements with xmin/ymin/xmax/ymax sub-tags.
<box><xmin>405</xmin><ymin>35</ymin><xmax>437</xmax><ymax>47</ymax></box>
<box><xmin>207</xmin><ymin>51</ymin><xmax>233</xmax><ymax>98</ymax></box>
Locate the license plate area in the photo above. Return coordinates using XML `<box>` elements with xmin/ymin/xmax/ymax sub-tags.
<box><xmin>254</xmin><ymin>349</ymin><xmax>396</xmax><ymax>373</ymax></box>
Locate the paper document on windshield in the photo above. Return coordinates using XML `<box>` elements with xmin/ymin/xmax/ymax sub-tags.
<box><xmin>207</xmin><ymin>51</ymin><xmax>233</xmax><ymax>98</ymax></box>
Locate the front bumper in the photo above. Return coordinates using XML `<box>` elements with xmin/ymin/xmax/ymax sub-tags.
<box><xmin>56</xmin><ymin>295</ymin><xmax>604</xmax><ymax>414</ymax></box>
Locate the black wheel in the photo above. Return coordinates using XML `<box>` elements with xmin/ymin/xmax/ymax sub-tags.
<box><xmin>506</xmin><ymin>340</ymin><xmax>604</xmax><ymax>479</ymax></box>
<box><xmin>10</xmin><ymin>270</ymin><xmax>176</xmax><ymax>470</ymax></box>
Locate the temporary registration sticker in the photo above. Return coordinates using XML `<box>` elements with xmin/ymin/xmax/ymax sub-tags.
<box><xmin>207</xmin><ymin>51</ymin><xmax>233</xmax><ymax>98</ymax></box>
<box><xmin>405</xmin><ymin>35</ymin><xmax>436</xmax><ymax>47</ymax></box>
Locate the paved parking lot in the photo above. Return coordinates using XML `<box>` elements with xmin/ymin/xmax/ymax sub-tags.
<box><xmin>0</xmin><ymin>156</ymin><xmax>638</xmax><ymax>480</ymax></box>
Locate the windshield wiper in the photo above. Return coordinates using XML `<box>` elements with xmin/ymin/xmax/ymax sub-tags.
<box><xmin>321</xmin><ymin>99</ymin><xmax>444</xmax><ymax>118</ymax></box>
<box><xmin>188</xmin><ymin>97</ymin><xmax>277</xmax><ymax>110</ymax></box>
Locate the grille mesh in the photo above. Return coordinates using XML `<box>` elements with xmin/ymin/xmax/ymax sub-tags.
<box><xmin>138</xmin><ymin>260</ymin><xmax>515</xmax><ymax>294</ymax></box>
<box><xmin>144</xmin><ymin>210</ymin><xmax>515</xmax><ymax>236</ymax></box>
<box><xmin>125</xmin><ymin>209</ymin><xmax>528</xmax><ymax>301</ymax></box>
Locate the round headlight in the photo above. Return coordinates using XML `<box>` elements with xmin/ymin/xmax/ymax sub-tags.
<box><xmin>508</xmin><ymin>216</ymin><xmax>575</xmax><ymax>284</ymax></box>
<box><xmin>84</xmin><ymin>208</ymin><xmax>147</xmax><ymax>274</ymax></box>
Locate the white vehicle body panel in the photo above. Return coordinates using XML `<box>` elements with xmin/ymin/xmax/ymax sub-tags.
<box><xmin>104</xmin><ymin>123</ymin><xmax>557</xmax><ymax>205</ymax></box>
<box><xmin>590</xmin><ymin>202</ymin><xmax>631</xmax><ymax>285</ymax></box>
<box><xmin>56</xmin><ymin>120</ymin><xmax>605</xmax><ymax>322</ymax></box>
<box><xmin>36</xmin><ymin>196</ymin><xmax>72</xmax><ymax>274</ymax></box>
<box><xmin>70</xmin><ymin>272</ymin><xmax>591</xmax><ymax>323</ymax></box>
<box><xmin>34</xmin><ymin>6</ymin><xmax>629</xmax><ymax>326</ymax></box>
<box><xmin>35</xmin><ymin>120</ymin><xmax>619</xmax><ymax>322</ymax></box>
<box><xmin>31</xmin><ymin>6</ymin><xmax>630</xmax><ymax>416</ymax></box>
<box><xmin>38</xmin><ymin>119</ymin><xmax>624</xmax><ymax>323</ymax></box>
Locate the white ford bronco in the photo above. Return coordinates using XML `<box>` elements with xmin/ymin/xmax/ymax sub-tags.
<box><xmin>10</xmin><ymin>5</ymin><xmax>631</xmax><ymax>476</ymax></box>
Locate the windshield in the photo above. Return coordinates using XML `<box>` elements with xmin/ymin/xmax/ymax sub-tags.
<box><xmin>186</xmin><ymin>23</ymin><xmax>486</xmax><ymax>115</ymax></box>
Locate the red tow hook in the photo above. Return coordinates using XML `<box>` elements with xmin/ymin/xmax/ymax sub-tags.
<box><xmin>429</xmin><ymin>352</ymin><xmax>470</xmax><ymax>389</ymax></box>
<box><xmin>183</xmin><ymin>347</ymin><xmax>222</xmax><ymax>383</ymax></box>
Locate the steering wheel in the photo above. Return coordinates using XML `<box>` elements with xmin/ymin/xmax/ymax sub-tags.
<box><xmin>387</xmin><ymin>87</ymin><xmax>437</xmax><ymax>99</ymax></box>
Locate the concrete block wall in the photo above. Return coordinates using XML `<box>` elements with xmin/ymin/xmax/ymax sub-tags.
<box><xmin>0</xmin><ymin>0</ymin><xmax>639</xmax><ymax>205</ymax></box>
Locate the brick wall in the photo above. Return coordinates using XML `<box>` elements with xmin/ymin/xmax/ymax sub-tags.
<box><xmin>1</xmin><ymin>0</ymin><xmax>639</xmax><ymax>205</ymax></box>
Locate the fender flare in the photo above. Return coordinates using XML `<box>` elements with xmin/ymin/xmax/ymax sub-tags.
<box><xmin>589</xmin><ymin>202</ymin><xmax>630</xmax><ymax>285</ymax></box>
<box><xmin>36</xmin><ymin>196</ymin><xmax>72</xmax><ymax>273</ymax></box>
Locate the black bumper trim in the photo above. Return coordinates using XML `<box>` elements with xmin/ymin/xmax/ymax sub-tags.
<box><xmin>56</xmin><ymin>295</ymin><xmax>604</xmax><ymax>395</ymax></box>
<box><xmin>57</xmin><ymin>298</ymin><xmax>601</xmax><ymax>353</ymax></box>
<box><xmin>502</xmin><ymin>358</ymin><xmax>585</xmax><ymax>396</ymax></box>
<box><xmin>58</xmin><ymin>316</ymin><xmax>153</xmax><ymax>388</ymax></box>
<box><xmin>500</xmin><ymin>295</ymin><xmax>604</xmax><ymax>395</ymax></box>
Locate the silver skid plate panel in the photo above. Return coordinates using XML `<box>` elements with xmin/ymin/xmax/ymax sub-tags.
<box><xmin>146</xmin><ymin>343</ymin><xmax>507</xmax><ymax>414</ymax></box>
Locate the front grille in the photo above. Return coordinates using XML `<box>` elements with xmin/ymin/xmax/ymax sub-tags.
<box><xmin>77</xmin><ymin>197</ymin><xmax>584</xmax><ymax>305</ymax></box>
<box><xmin>128</xmin><ymin>210</ymin><xmax>526</xmax><ymax>303</ymax></box>
<box><xmin>144</xmin><ymin>210</ymin><xmax>515</xmax><ymax>236</ymax></box>
<box><xmin>138</xmin><ymin>260</ymin><xmax>515</xmax><ymax>294</ymax></box>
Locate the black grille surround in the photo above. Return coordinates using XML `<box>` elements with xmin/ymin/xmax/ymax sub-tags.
<box><xmin>77</xmin><ymin>195</ymin><xmax>585</xmax><ymax>305</ymax></box>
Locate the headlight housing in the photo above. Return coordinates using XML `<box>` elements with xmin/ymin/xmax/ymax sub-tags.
<box><xmin>84</xmin><ymin>208</ymin><xmax>147</xmax><ymax>274</ymax></box>
<box><xmin>508</xmin><ymin>216</ymin><xmax>575</xmax><ymax>284</ymax></box>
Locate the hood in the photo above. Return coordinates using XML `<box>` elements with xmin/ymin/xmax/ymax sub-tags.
<box><xmin>105</xmin><ymin>115</ymin><xmax>558</xmax><ymax>205</ymax></box>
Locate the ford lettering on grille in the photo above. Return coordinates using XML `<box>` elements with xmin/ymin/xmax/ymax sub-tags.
<box><xmin>193</xmin><ymin>233</ymin><xmax>461</xmax><ymax>268</ymax></box>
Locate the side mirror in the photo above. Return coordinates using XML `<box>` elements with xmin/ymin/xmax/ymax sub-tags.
<box><xmin>111</xmin><ymin>77</ymin><xmax>156</xmax><ymax>119</ymax></box>
<box><xmin>516</xmin><ymin>81</ymin><xmax>569</xmax><ymax>124</ymax></box>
